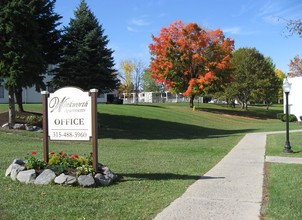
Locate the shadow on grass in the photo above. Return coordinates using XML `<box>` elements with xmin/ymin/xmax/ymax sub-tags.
<box><xmin>119</xmin><ymin>173</ymin><xmax>225</xmax><ymax>181</ymax></box>
<box><xmin>197</xmin><ymin>106</ymin><xmax>279</xmax><ymax>120</ymax></box>
<box><xmin>99</xmin><ymin>113</ymin><xmax>255</xmax><ymax>140</ymax></box>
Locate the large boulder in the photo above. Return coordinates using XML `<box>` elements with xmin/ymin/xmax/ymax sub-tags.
<box><xmin>34</xmin><ymin>169</ymin><xmax>56</xmax><ymax>185</ymax></box>
<box><xmin>17</xmin><ymin>169</ymin><xmax>36</xmax><ymax>184</ymax></box>
<box><xmin>10</xmin><ymin>164</ymin><xmax>25</xmax><ymax>180</ymax></box>
<box><xmin>78</xmin><ymin>174</ymin><xmax>95</xmax><ymax>187</ymax></box>
<box><xmin>54</xmin><ymin>173</ymin><xmax>77</xmax><ymax>186</ymax></box>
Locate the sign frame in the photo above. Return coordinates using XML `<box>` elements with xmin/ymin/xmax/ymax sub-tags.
<box><xmin>41</xmin><ymin>87</ymin><xmax>99</xmax><ymax>172</ymax></box>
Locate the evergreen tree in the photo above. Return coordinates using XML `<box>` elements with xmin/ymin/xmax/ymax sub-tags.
<box><xmin>52</xmin><ymin>0</ymin><xmax>119</xmax><ymax>92</ymax></box>
<box><xmin>0</xmin><ymin>0</ymin><xmax>61</xmax><ymax>125</ymax></box>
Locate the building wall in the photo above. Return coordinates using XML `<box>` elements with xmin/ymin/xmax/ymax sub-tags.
<box><xmin>0</xmin><ymin>74</ymin><xmax>116</xmax><ymax>104</ymax></box>
<box><xmin>286</xmin><ymin>77</ymin><xmax>302</xmax><ymax>121</ymax></box>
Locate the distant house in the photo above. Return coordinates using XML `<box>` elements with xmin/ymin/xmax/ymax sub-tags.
<box><xmin>122</xmin><ymin>91</ymin><xmax>192</xmax><ymax>104</ymax></box>
<box><xmin>0</xmin><ymin>74</ymin><xmax>118</xmax><ymax>104</ymax></box>
<box><xmin>286</xmin><ymin>76</ymin><xmax>302</xmax><ymax>121</ymax></box>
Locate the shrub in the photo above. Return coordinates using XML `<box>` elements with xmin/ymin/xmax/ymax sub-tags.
<box><xmin>281</xmin><ymin>114</ymin><xmax>298</xmax><ymax>122</ymax></box>
<box><xmin>277</xmin><ymin>113</ymin><xmax>298</xmax><ymax>122</ymax></box>
<box><xmin>277</xmin><ymin>113</ymin><xmax>285</xmax><ymax>120</ymax></box>
<box><xmin>289</xmin><ymin>114</ymin><xmax>298</xmax><ymax>122</ymax></box>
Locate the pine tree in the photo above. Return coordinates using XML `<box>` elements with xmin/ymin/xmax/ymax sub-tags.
<box><xmin>0</xmin><ymin>0</ymin><xmax>61</xmax><ymax>125</ymax></box>
<box><xmin>52</xmin><ymin>0</ymin><xmax>119</xmax><ymax>92</ymax></box>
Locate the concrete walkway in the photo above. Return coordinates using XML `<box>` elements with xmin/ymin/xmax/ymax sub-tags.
<box><xmin>154</xmin><ymin>130</ymin><xmax>302</xmax><ymax>220</ymax></box>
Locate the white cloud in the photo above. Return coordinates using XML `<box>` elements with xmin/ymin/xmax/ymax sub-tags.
<box><xmin>127</xmin><ymin>26</ymin><xmax>138</xmax><ymax>32</ymax></box>
<box><xmin>223</xmin><ymin>27</ymin><xmax>241</xmax><ymax>35</ymax></box>
<box><xmin>130</xmin><ymin>18</ymin><xmax>151</xmax><ymax>26</ymax></box>
<box><xmin>257</xmin><ymin>1</ymin><xmax>302</xmax><ymax>24</ymax></box>
<box><xmin>222</xmin><ymin>26</ymin><xmax>261</xmax><ymax>36</ymax></box>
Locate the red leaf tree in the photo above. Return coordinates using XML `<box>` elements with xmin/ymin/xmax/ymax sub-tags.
<box><xmin>149</xmin><ymin>20</ymin><xmax>234</xmax><ymax>107</ymax></box>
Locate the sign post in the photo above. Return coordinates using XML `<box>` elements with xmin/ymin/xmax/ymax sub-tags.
<box><xmin>41</xmin><ymin>87</ymin><xmax>99</xmax><ymax>172</ymax></box>
<box><xmin>41</xmin><ymin>91</ymin><xmax>49</xmax><ymax>163</ymax></box>
<box><xmin>90</xmin><ymin>89</ymin><xmax>98</xmax><ymax>171</ymax></box>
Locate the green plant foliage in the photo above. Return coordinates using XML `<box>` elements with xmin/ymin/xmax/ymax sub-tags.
<box><xmin>281</xmin><ymin>114</ymin><xmax>297</xmax><ymax>122</ymax></box>
<box><xmin>276</xmin><ymin>113</ymin><xmax>297</xmax><ymax>122</ymax></box>
<box><xmin>25</xmin><ymin>152</ymin><xmax>47</xmax><ymax>170</ymax></box>
<box><xmin>76</xmin><ymin>164</ymin><xmax>95</xmax><ymax>175</ymax></box>
<box><xmin>25</xmin><ymin>151</ymin><xmax>93</xmax><ymax>176</ymax></box>
<box><xmin>276</xmin><ymin>113</ymin><xmax>285</xmax><ymax>120</ymax></box>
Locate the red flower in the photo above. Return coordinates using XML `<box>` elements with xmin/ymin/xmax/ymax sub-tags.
<box><xmin>49</xmin><ymin>152</ymin><xmax>55</xmax><ymax>155</ymax></box>
<box><xmin>70</xmin><ymin>154</ymin><xmax>79</xmax><ymax>159</ymax></box>
<box><xmin>31</xmin><ymin>151</ymin><xmax>37</xmax><ymax>155</ymax></box>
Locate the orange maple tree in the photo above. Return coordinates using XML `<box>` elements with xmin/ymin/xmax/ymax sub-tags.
<box><xmin>288</xmin><ymin>55</ymin><xmax>302</xmax><ymax>77</ymax></box>
<box><xmin>149</xmin><ymin>20</ymin><xmax>234</xmax><ymax>107</ymax></box>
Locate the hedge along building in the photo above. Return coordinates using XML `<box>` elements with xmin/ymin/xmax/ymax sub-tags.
<box><xmin>285</xmin><ymin>76</ymin><xmax>302</xmax><ymax>121</ymax></box>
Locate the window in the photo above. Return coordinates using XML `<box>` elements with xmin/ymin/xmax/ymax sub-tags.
<box><xmin>0</xmin><ymin>86</ymin><xmax>4</xmax><ymax>98</ymax></box>
<box><xmin>98</xmin><ymin>93</ymin><xmax>105</xmax><ymax>98</ymax></box>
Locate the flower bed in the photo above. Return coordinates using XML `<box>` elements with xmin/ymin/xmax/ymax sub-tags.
<box><xmin>5</xmin><ymin>151</ymin><xmax>119</xmax><ymax>187</ymax></box>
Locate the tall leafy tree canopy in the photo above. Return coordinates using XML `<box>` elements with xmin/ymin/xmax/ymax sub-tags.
<box><xmin>52</xmin><ymin>0</ymin><xmax>119</xmax><ymax>92</ymax></box>
<box><xmin>149</xmin><ymin>20</ymin><xmax>234</xmax><ymax>107</ymax></box>
<box><xmin>0</xmin><ymin>0</ymin><xmax>61</xmax><ymax>124</ymax></box>
<box><xmin>230</xmin><ymin>47</ymin><xmax>279</xmax><ymax>110</ymax></box>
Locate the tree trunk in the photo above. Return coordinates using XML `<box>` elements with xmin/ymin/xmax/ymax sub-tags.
<box><xmin>8</xmin><ymin>88</ymin><xmax>16</xmax><ymax>127</ymax></box>
<box><xmin>189</xmin><ymin>95</ymin><xmax>195</xmax><ymax>108</ymax></box>
<box><xmin>245</xmin><ymin>98</ymin><xmax>248</xmax><ymax>110</ymax></box>
<box><xmin>15</xmin><ymin>87</ymin><xmax>24</xmax><ymax>112</ymax></box>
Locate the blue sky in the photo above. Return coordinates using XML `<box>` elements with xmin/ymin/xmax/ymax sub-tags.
<box><xmin>54</xmin><ymin>0</ymin><xmax>302</xmax><ymax>73</ymax></box>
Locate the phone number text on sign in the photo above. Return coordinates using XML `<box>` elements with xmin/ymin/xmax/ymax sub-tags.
<box><xmin>51</xmin><ymin>131</ymin><xmax>88</xmax><ymax>139</ymax></box>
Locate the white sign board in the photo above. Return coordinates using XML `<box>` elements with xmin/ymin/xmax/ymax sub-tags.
<box><xmin>48</xmin><ymin>87</ymin><xmax>92</xmax><ymax>141</ymax></box>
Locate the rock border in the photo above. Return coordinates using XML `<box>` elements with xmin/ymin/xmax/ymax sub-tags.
<box><xmin>5</xmin><ymin>159</ymin><xmax>120</xmax><ymax>187</ymax></box>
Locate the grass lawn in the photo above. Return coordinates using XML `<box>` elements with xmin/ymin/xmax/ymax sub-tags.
<box><xmin>266</xmin><ymin>132</ymin><xmax>302</xmax><ymax>156</ymax></box>
<box><xmin>263</xmin><ymin>131</ymin><xmax>302</xmax><ymax>219</ymax></box>
<box><xmin>0</xmin><ymin>103</ymin><xmax>302</xmax><ymax>219</ymax></box>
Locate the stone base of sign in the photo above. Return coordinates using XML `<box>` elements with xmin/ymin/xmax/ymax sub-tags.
<box><xmin>5</xmin><ymin>159</ymin><xmax>120</xmax><ymax>187</ymax></box>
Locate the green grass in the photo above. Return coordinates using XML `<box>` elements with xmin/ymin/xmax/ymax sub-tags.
<box><xmin>263</xmin><ymin>131</ymin><xmax>302</xmax><ymax>219</ymax></box>
<box><xmin>1</xmin><ymin>103</ymin><xmax>302</xmax><ymax>219</ymax></box>
<box><xmin>266</xmin><ymin>132</ymin><xmax>302</xmax><ymax>157</ymax></box>
<box><xmin>263</xmin><ymin>163</ymin><xmax>302</xmax><ymax>220</ymax></box>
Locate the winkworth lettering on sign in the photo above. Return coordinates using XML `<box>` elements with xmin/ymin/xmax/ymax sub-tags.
<box><xmin>48</xmin><ymin>87</ymin><xmax>92</xmax><ymax>141</ymax></box>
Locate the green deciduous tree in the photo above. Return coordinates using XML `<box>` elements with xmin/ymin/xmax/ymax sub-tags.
<box><xmin>0</xmin><ymin>0</ymin><xmax>61</xmax><ymax>125</ymax></box>
<box><xmin>252</xmin><ymin>57</ymin><xmax>281</xmax><ymax>110</ymax></box>
<box><xmin>141</xmin><ymin>69</ymin><xmax>164</xmax><ymax>92</ymax></box>
<box><xmin>52</xmin><ymin>0</ymin><xmax>119</xmax><ymax>92</ymax></box>
<box><xmin>229</xmin><ymin>47</ymin><xmax>279</xmax><ymax>110</ymax></box>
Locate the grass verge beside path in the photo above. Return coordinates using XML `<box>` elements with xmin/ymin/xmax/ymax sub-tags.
<box><xmin>0</xmin><ymin>103</ymin><xmax>301</xmax><ymax>219</ymax></box>
<box><xmin>266</xmin><ymin>132</ymin><xmax>302</xmax><ymax>156</ymax></box>
<box><xmin>262</xmin><ymin>163</ymin><xmax>302</xmax><ymax>220</ymax></box>
<box><xmin>263</xmin><ymin>132</ymin><xmax>302</xmax><ymax>219</ymax></box>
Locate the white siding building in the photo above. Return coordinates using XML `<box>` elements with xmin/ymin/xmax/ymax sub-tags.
<box><xmin>286</xmin><ymin>77</ymin><xmax>302</xmax><ymax>121</ymax></box>
<box><xmin>0</xmin><ymin>74</ymin><xmax>117</xmax><ymax>104</ymax></box>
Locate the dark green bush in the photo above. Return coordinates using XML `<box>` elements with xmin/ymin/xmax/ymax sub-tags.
<box><xmin>277</xmin><ymin>113</ymin><xmax>285</xmax><ymax>120</ymax></box>
<box><xmin>281</xmin><ymin>114</ymin><xmax>298</xmax><ymax>122</ymax></box>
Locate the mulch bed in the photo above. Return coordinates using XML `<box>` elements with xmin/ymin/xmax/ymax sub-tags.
<box><xmin>0</xmin><ymin>111</ymin><xmax>43</xmax><ymax>128</ymax></box>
